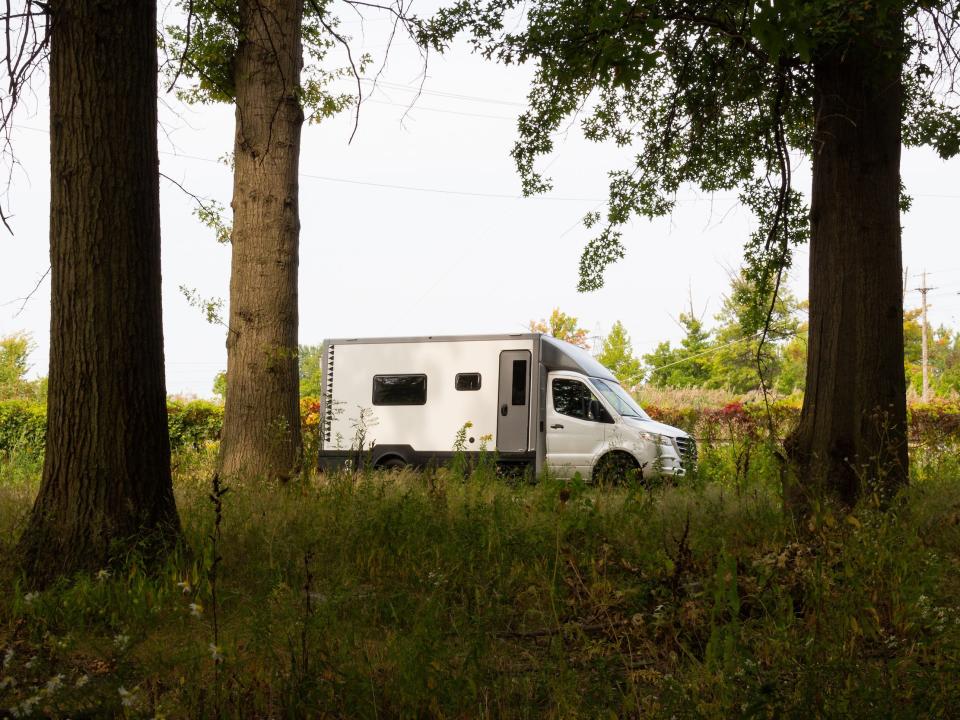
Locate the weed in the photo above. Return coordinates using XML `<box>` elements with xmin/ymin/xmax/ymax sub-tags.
<box><xmin>0</xmin><ymin>444</ymin><xmax>959</xmax><ymax>717</ymax></box>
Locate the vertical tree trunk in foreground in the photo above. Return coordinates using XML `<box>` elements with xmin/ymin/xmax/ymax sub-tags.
<box><xmin>785</xmin><ymin>26</ymin><xmax>908</xmax><ymax>513</ymax></box>
<box><xmin>219</xmin><ymin>0</ymin><xmax>305</xmax><ymax>480</ymax></box>
<box><xmin>18</xmin><ymin>0</ymin><xmax>179</xmax><ymax>586</ymax></box>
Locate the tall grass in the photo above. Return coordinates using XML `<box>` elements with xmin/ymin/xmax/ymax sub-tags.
<box><xmin>1</xmin><ymin>442</ymin><xmax>959</xmax><ymax>717</ymax></box>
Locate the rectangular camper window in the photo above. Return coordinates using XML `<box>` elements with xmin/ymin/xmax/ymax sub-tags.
<box><xmin>511</xmin><ymin>359</ymin><xmax>527</xmax><ymax>405</ymax></box>
<box><xmin>455</xmin><ymin>373</ymin><xmax>482</xmax><ymax>391</ymax></box>
<box><xmin>372</xmin><ymin>374</ymin><xmax>427</xmax><ymax>405</ymax></box>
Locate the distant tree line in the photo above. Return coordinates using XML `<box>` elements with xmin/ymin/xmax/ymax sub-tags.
<box><xmin>532</xmin><ymin>274</ymin><xmax>960</xmax><ymax>399</ymax></box>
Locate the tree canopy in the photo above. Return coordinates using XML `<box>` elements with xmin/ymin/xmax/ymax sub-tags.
<box><xmin>424</xmin><ymin>1</ymin><xmax>959</xmax><ymax>296</ymax></box>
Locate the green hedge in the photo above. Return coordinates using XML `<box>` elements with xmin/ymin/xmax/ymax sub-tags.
<box><xmin>0</xmin><ymin>397</ymin><xmax>324</xmax><ymax>458</ymax></box>
<box><xmin>2</xmin><ymin>396</ymin><xmax>957</xmax><ymax>460</ymax></box>
<box><xmin>0</xmin><ymin>399</ymin><xmax>226</xmax><ymax>458</ymax></box>
<box><xmin>645</xmin><ymin>399</ymin><xmax>960</xmax><ymax>447</ymax></box>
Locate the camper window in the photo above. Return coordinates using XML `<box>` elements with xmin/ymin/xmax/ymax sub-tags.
<box><xmin>372</xmin><ymin>374</ymin><xmax>427</xmax><ymax>405</ymax></box>
<box><xmin>455</xmin><ymin>373</ymin><xmax>482</xmax><ymax>391</ymax></box>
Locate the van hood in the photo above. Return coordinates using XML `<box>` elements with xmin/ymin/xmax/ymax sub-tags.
<box><xmin>620</xmin><ymin>416</ymin><xmax>688</xmax><ymax>439</ymax></box>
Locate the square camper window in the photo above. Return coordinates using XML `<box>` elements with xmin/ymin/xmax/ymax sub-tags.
<box><xmin>372</xmin><ymin>374</ymin><xmax>427</xmax><ymax>405</ymax></box>
<box><xmin>455</xmin><ymin>373</ymin><xmax>482</xmax><ymax>391</ymax></box>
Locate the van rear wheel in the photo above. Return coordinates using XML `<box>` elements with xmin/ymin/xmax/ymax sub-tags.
<box><xmin>377</xmin><ymin>457</ymin><xmax>407</xmax><ymax>471</ymax></box>
<box><xmin>593</xmin><ymin>452</ymin><xmax>641</xmax><ymax>487</ymax></box>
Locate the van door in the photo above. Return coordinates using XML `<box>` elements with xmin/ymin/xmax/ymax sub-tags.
<box><xmin>497</xmin><ymin>350</ymin><xmax>531</xmax><ymax>452</ymax></box>
<box><xmin>545</xmin><ymin>374</ymin><xmax>610</xmax><ymax>478</ymax></box>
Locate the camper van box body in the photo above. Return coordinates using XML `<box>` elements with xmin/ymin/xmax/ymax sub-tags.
<box><xmin>318</xmin><ymin>334</ymin><xmax>694</xmax><ymax>479</ymax></box>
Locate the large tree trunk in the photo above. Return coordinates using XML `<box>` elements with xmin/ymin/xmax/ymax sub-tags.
<box><xmin>17</xmin><ymin>0</ymin><xmax>179</xmax><ymax>586</ymax></box>
<box><xmin>785</xmin><ymin>27</ymin><xmax>908</xmax><ymax>513</ymax></box>
<box><xmin>219</xmin><ymin>0</ymin><xmax>305</xmax><ymax>481</ymax></box>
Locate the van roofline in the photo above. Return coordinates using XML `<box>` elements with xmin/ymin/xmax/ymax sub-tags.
<box><xmin>321</xmin><ymin>333</ymin><xmax>619</xmax><ymax>384</ymax></box>
<box><xmin>321</xmin><ymin>333</ymin><xmax>540</xmax><ymax>345</ymax></box>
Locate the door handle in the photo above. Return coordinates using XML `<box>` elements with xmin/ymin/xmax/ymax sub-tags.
<box><xmin>550</xmin><ymin>423</ymin><xmax>564</xmax><ymax>429</ymax></box>
<box><xmin>500</xmin><ymin>404</ymin><xmax>508</xmax><ymax>416</ymax></box>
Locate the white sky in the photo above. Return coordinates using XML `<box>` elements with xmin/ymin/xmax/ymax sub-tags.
<box><xmin>1</xmin><ymin>11</ymin><xmax>959</xmax><ymax>397</ymax></box>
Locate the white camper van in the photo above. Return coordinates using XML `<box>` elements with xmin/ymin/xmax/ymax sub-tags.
<box><xmin>318</xmin><ymin>333</ymin><xmax>696</xmax><ymax>481</ymax></box>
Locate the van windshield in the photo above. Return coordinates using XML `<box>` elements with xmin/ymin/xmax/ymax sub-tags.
<box><xmin>591</xmin><ymin>378</ymin><xmax>651</xmax><ymax>421</ymax></box>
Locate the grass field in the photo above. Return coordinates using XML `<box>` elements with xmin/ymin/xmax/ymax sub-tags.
<box><xmin>1</xmin><ymin>442</ymin><xmax>960</xmax><ymax>718</ymax></box>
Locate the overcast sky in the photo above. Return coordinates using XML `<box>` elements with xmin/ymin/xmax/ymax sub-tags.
<box><xmin>2</xmin><ymin>9</ymin><xmax>959</xmax><ymax>397</ymax></box>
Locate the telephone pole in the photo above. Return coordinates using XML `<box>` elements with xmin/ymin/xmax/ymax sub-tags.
<box><xmin>914</xmin><ymin>270</ymin><xmax>936</xmax><ymax>403</ymax></box>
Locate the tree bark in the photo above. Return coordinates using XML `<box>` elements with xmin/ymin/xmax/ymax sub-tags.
<box><xmin>785</xmin><ymin>27</ymin><xmax>909</xmax><ymax>512</ymax></box>
<box><xmin>219</xmin><ymin>0</ymin><xmax>305</xmax><ymax>480</ymax></box>
<box><xmin>17</xmin><ymin>0</ymin><xmax>179</xmax><ymax>586</ymax></box>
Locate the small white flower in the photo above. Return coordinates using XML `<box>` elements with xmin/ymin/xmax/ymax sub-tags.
<box><xmin>75</xmin><ymin>674</ymin><xmax>90</xmax><ymax>688</ymax></box>
<box><xmin>189</xmin><ymin>602</ymin><xmax>203</xmax><ymax>617</ymax></box>
<box><xmin>118</xmin><ymin>685</ymin><xmax>138</xmax><ymax>708</ymax></box>
<box><xmin>113</xmin><ymin>633</ymin><xmax>130</xmax><ymax>650</ymax></box>
<box><xmin>176</xmin><ymin>580</ymin><xmax>191</xmax><ymax>594</ymax></box>
<box><xmin>45</xmin><ymin>673</ymin><xmax>64</xmax><ymax>693</ymax></box>
<box><xmin>23</xmin><ymin>592</ymin><xmax>38</xmax><ymax>605</ymax></box>
<box><xmin>209</xmin><ymin>643</ymin><xmax>223</xmax><ymax>663</ymax></box>
<box><xmin>24</xmin><ymin>656</ymin><xmax>37</xmax><ymax>669</ymax></box>
<box><xmin>96</xmin><ymin>569</ymin><xmax>110</xmax><ymax>582</ymax></box>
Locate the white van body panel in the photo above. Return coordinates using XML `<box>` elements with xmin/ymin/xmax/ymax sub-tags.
<box><xmin>324</xmin><ymin>336</ymin><xmax>536</xmax><ymax>454</ymax></box>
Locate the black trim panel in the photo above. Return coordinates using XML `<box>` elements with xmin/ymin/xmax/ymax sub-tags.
<box><xmin>317</xmin><ymin>444</ymin><xmax>536</xmax><ymax>472</ymax></box>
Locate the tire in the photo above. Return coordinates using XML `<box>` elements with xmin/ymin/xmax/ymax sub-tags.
<box><xmin>592</xmin><ymin>452</ymin><xmax>642</xmax><ymax>487</ymax></box>
<box><xmin>377</xmin><ymin>456</ymin><xmax>407</xmax><ymax>471</ymax></box>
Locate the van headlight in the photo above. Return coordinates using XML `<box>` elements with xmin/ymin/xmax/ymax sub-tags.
<box><xmin>638</xmin><ymin>431</ymin><xmax>673</xmax><ymax>447</ymax></box>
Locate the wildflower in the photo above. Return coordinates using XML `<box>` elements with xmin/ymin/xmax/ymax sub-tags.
<box><xmin>119</xmin><ymin>686</ymin><xmax>138</xmax><ymax>708</ymax></box>
<box><xmin>113</xmin><ymin>634</ymin><xmax>130</xmax><ymax>651</ymax></box>
<box><xmin>45</xmin><ymin>674</ymin><xmax>64</xmax><ymax>693</ymax></box>
<box><xmin>176</xmin><ymin>580</ymin><xmax>191</xmax><ymax>594</ymax></box>
<box><xmin>209</xmin><ymin>643</ymin><xmax>223</xmax><ymax>663</ymax></box>
<box><xmin>189</xmin><ymin>602</ymin><xmax>203</xmax><ymax>617</ymax></box>
<box><xmin>96</xmin><ymin>569</ymin><xmax>110</xmax><ymax>582</ymax></box>
<box><xmin>23</xmin><ymin>592</ymin><xmax>38</xmax><ymax>605</ymax></box>
<box><xmin>75</xmin><ymin>674</ymin><xmax>90</xmax><ymax>688</ymax></box>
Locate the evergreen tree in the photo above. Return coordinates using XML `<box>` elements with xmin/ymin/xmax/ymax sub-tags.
<box><xmin>643</xmin><ymin>312</ymin><xmax>712</xmax><ymax>388</ymax></box>
<box><xmin>706</xmin><ymin>274</ymin><xmax>801</xmax><ymax>393</ymax></box>
<box><xmin>596</xmin><ymin>321</ymin><xmax>643</xmax><ymax>388</ymax></box>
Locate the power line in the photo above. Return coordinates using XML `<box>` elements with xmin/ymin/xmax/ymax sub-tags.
<box><xmin>12</xmin><ymin>124</ymin><xmax>960</xmax><ymax>206</ymax></box>
<box><xmin>646</xmin><ymin>328</ymin><xmax>805</xmax><ymax>374</ymax></box>
<box><xmin>365</xmin><ymin>97</ymin><xmax>516</xmax><ymax>121</ymax></box>
<box><xmin>360</xmin><ymin>78</ymin><xmax>527</xmax><ymax>107</ymax></box>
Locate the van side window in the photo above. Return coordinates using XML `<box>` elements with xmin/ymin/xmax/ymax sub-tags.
<box><xmin>372</xmin><ymin>374</ymin><xmax>427</xmax><ymax>405</ymax></box>
<box><xmin>511</xmin><ymin>360</ymin><xmax>527</xmax><ymax>405</ymax></box>
<box><xmin>455</xmin><ymin>373</ymin><xmax>481</xmax><ymax>391</ymax></box>
<box><xmin>552</xmin><ymin>378</ymin><xmax>608</xmax><ymax>422</ymax></box>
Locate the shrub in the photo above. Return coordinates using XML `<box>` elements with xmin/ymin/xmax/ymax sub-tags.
<box><xmin>166</xmin><ymin>399</ymin><xmax>224</xmax><ymax>451</ymax></box>
<box><xmin>0</xmin><ymin>400</ymin><xmax>46</xmax><ymax>460</ymax></box>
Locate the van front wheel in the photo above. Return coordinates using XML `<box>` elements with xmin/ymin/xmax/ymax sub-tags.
<box><xmin>592</xmin><ymin>452</ymin><xmax>641</xmax><ymax>487</ymax></box>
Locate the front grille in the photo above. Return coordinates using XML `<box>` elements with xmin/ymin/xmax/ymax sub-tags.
<box><xmin>674</xmin><ymin>436</ymin><xmax>698</xmax><ymax>471</ymax></box>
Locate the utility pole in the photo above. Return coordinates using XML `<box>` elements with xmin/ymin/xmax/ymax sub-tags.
<box><xmin>915</xmin><ymin>270</ymin><xmax>936</xmax><ymax>403</ymax></box>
